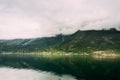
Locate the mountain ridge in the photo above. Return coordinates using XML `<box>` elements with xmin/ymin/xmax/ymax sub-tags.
<box><xmin>0</xmin><ymin>29</ymin><xmax>120</xmax><ymax>53</ymax></box>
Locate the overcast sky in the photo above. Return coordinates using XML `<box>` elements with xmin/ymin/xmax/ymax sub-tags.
<box><xmin>0</xmin><ymin>0</ymin><xmax>120</xmax><ymax>39</ymax></box>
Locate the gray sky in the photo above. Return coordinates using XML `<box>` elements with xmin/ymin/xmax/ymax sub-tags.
<box><xmin>0</xmin><ymin>0</ymin><xmax>120</xmax><ymax>39</ymax></box>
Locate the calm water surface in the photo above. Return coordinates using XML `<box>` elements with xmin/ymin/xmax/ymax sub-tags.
<box><xmin>0</xmin><ymin>54</ymin><xmax>120</xmax><ymax>80</ymax></box>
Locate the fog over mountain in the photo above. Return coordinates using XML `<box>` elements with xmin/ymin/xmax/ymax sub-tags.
<box><xmin>0</xmin><ymin>0</ymin><xmax>120</xmax><ymax>39</ymax></box>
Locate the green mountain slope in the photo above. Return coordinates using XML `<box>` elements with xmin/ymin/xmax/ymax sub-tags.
<box><xmin>0</xmin><ymin>29</ymin><xmax>120</xmax><ymax>53</ymax></box>
<box><xmin>61</xmin><ymin>30</ymin><xmax>120</xmax><ymax>52</ymax></box>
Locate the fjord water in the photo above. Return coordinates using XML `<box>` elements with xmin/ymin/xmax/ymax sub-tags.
<box><xmin>0</xmin><ymin>54</ymin><xmax>120</xmax><ymax>80</ymax></box>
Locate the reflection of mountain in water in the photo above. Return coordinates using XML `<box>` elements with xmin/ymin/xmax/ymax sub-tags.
<box><xmin>0</xmin><ymin>55</ymin><xmax>120</xmax><ymax>80</ymax></box>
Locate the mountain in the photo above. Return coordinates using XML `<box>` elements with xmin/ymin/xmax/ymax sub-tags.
<box><xmin>0</xmin><ymin>29</ymin><xmax>120</xmax><ymax>53</ymax></box>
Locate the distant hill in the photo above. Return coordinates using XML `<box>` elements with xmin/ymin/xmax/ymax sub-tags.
<box><xmin>0</xmin><ymin>29</ymin><xmax>120</xmax><ymax>53</ymax></box>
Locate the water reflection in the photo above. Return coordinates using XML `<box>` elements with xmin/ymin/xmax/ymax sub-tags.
<box><xmin>0</xmin><ymin>67</ymin><xmax>77</xmax><ymax>80</ymax></box>
<box><xmin>0</xmin><ymin>54</ymin><xmax>120</xmax><ymax>80</ymax></box>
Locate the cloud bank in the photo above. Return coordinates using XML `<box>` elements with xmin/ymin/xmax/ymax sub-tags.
<box><xmin>0</xmin><ymin>0</ymin><xmax>120</xmax><ymax>39</ymax></box>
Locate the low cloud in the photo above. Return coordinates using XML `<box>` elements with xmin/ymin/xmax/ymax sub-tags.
<box><xmin>0</xmin><ymin>0</ymin><xmax>120</xmax><ymax>39</ymax></box>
